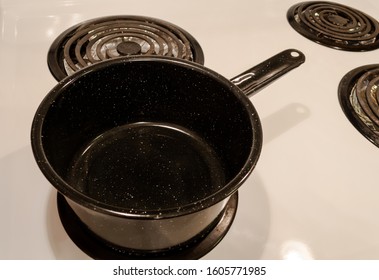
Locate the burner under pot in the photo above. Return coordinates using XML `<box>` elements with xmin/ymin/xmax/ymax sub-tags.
<box><xmin>339</xmin><ymin>64</ymin><xmax>379</xmax><ymax>147</ymax></box>
<box><xmin>287</xmin><ymin>1</ymin><xmax>379</xmax><ymax>51</ymax></box>
<box><xmin>47</xmin><ymin>15</ymin><xmax>204</xmax><ymax>80</ymax></box>
<box><xmin>57</xmin><ymin>193</ymin><xmax>238</xmax><ymax>260</ymax></box>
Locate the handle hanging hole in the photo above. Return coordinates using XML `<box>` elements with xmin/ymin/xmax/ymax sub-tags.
<box><xmin>291</xmin><ymin>51</ymin><xmax>300</xmax><ymax>58</ymax></box>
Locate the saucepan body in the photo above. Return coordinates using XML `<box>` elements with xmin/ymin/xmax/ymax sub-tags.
<box><xmin>31</xmin><ymin>50</ymin><xmax>304</xmax><ymax>253</ymax></box>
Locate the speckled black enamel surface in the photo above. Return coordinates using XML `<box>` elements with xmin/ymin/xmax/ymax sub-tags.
<box><xmin>57</xmin><ymin>192</ymin><xmax>238</xmax><ymax>259</ymax></box>
<box><xmin>67</xmin><ymin>122</ymin><xmax>226</xmax><ymax>210</ymax></box>
<box><xmin>31</xmin><ymin>51</ymin><xmax>304</xmax><ymax>252</ymax></box>
<box><xmin>33</xmin><ymin>56</ymin><xmax>260</xmax><ymax>217</ymax></box>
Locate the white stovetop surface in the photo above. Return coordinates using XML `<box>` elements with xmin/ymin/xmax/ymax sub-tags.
<box><xmin>1</xmin><ymin>0</ymin><xmax>379</xmax><ymax>260</ymax></box>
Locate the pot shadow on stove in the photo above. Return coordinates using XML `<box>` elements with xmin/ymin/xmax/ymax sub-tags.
<box><xmin>206</xmin><ymin>103</ymin><xmax>310</xmax><ymax>259</ymax></box>
<box><xmin>0</xmin><ymin>145</ymin><xmax>88</xmax><ymax>259</ymax></box>
<box><xmin>46</xmin><ymin>176</ymin><xmax>270</xmax><ymax>260</ymax></box>
<box><xmin>0</xmin><ymin>146</ymin><xmax>50</xmax><ymax>258</ymax></box>
<box><xmin>45</xmin><ymin>103</ymin><xmax>309</xmax><ymax>260</ymax></box>
<box><xmin>46</xmin><ymin>181</ymin><xmax>267</xmax><ymax>260</ymax></box>
<box><xmin>204</xmin><ymin>173</ymin><xmax>270</xmax><ymax>260</ymax></box>
<box><xmin>46</xmin><ymin>189</ymin><xmax>91</xmax><ymax>259</ymax></box>
<box><xmin>261</xmin><ymin>103</ymin><xmax>310</xmax><ymax>145</ymax></box>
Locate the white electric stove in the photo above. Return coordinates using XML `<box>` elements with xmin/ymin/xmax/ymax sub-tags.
<box><xmin>1</xmin><ymin>0</ymin><xmax>379</xmax><ymax>259</ymax></box>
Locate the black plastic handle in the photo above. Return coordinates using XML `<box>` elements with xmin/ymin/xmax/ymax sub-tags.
<box><xmin>231</xmin><ymin>49</ymin><xmax>305</xmax><ymax>97</ymax></box>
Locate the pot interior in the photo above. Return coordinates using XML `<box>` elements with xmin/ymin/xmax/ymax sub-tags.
<box><xmin>37</xmin><ymin>58</ymin><xmax>260</xmax><ymax>214</ymax></box>
<box><xmin>66</xmin><ymin>122</ymin><xmax>225</xmax><ymax>210</ymax></box>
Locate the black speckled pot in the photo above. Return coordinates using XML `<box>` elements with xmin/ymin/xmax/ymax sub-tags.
<box><xmin>31</xmin><ymin>49</ymin><xmax>304</xmax><ymax>253</ymax></box>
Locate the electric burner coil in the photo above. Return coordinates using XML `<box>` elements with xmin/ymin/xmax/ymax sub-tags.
<box><xmin>47</xmin><ymin>15</ymin><xmax>204</xmax><ymax>80</ymax></box>
<box><xmin>287</xmin><ymin>1</ymin><xmax>379</xmax><ymax>51</ymax></box>
<box><xmin>339</xmin><ymin>64</ymin><xmax>379</xmax><ymax>147</ymax></box>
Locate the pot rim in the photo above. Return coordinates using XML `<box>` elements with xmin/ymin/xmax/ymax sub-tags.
<box><xmin>31</xmin><ymin>56</ymin><xmax>262</xmax><ymax>219</ymax></box>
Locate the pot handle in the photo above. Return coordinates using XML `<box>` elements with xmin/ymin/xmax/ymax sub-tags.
<box><xmin>230</xmin><ymin>49</ymin><xmax>305</xmax><ymax>97</ymax></box>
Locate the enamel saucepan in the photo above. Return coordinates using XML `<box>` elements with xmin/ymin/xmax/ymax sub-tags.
<box><xmin>31</xmin><ymin>49</ymin><xmax>305</xmax><ymax>256</ymax></box>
